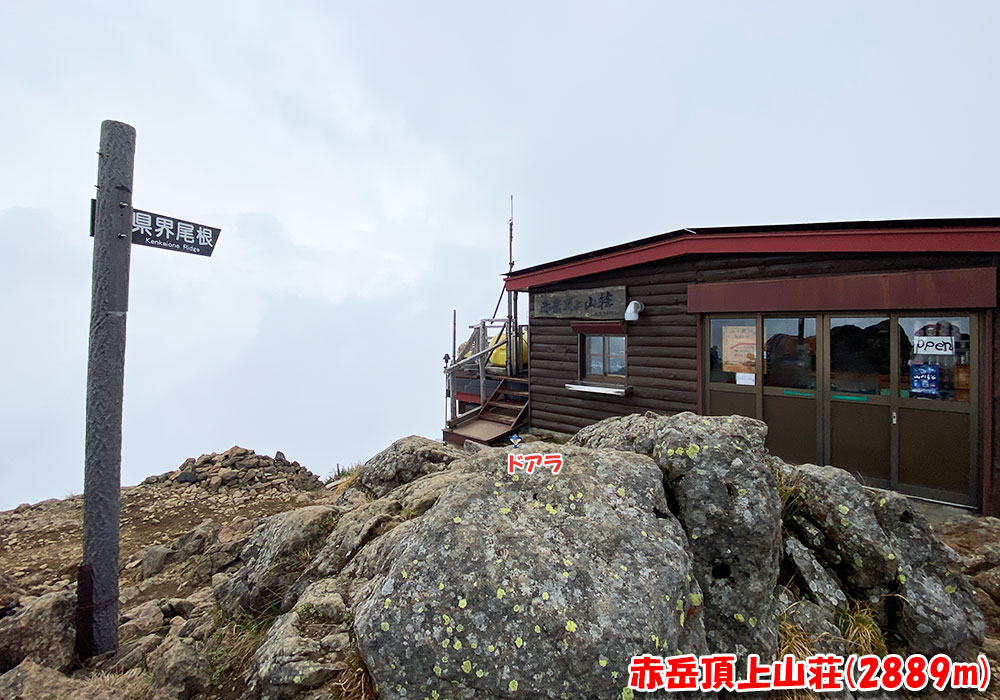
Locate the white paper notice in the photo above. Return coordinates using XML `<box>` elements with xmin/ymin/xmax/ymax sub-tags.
<box><xmin>736</xmin><ymin>372</ymin><xmax>755</xmax><ymax>386</ymax></box>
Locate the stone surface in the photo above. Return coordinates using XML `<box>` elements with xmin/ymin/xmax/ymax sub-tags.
<box><xmin>784</xmin><ymin>535</ymin><xmax>848</xmax><ymax>612</ymax></box>
<box><xmin>0</xmin><ymin>570</ymin><xmax>25</xmax><ymax>614</ymax></box>
<box><xmin>360</xmin><ymin>435</ymin><xmax>466</xmax><ymax>498</ymax></box>
<box><xmin>574</xmin><ymin>411</ymin><xmax>782</xmax><ymax>660</ymax></box>
<box><xmin>0</xmin><ymin>590</ymin><xmax>77</xmax><ymax>673</ymax></box>
<box><xmin>281</xmin><ymin>496</ymin><xmax>404</xmax><ymax>612</ymax></box>
<box><xmin>350</xmin><ymin>444</ymin><xmax>708</xmax><ymax>700</ymax></box>
<box><xmin>148</xmin><ymin>635</ymin><xmax>211</xmax><ymax>699</ymax></box>
<box><xmin>0</xmin><ymin>660</ymin><xmax>107</xmax><ymax>700</ymax></box>
<box><xmin>142</xmin><ymin>545</ymin><xmax>172</xmax><ymax>579</ymax></box>
<box><xmin>784</xmin><ymin>462</ymin><xmax>897</xmax><ymax>596</ymax></box>
<box><xmin>101</xmin><ymin>632</ymin><xmax>164</xmax><ymax>674</ymax></box>
<box><xmin>0</xmin><ymin>423</ymin><xmax>994</xmax><ymax>700</ymax></box>
<box><xmin>119</xmin><ymin>599</ymin><xmax>165</xmax><ymax>642</ymax></box>
<box><xmin>872</xmin><ymin>490</ymin><xmax>985</xmax><ymax>656</ymax></box>
<box><xmin>215</xmin><ymin>505</ymin><xmax>336</xmax><ymax>616</ymax></box>
<box><xmin>245</xmin><ymin>579</ymin><xmax>354</xmax><ymax>700</ymax></box>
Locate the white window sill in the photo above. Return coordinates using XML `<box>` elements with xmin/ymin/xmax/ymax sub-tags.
<box><xmin>564</xmin><ymin>382</ymin><xmax>630</xmax><ymax>396</ymax></box>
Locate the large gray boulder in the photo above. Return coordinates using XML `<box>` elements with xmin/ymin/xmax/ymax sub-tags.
<box><xmin>360</xmin><ymin>435</ymin><xmax>467</xmax><ymax>498</ymax></box>
<box><xmin>783</xmin><ymin>461</ymin><xmax>985</xmax><ymax>658</ymax></box>
<box><xmin>280</xmin><ymin>470</ymin><xmax>466</xmax><ymax>612</ymax></box>
<box><xmin>872</xmin><ymin>490</ymin><xmax>984</xmax><ymax>656</ymax></box>
<box><xmin>148</xmin><ymin>635</ymin><xmax>211</xmax><ymax>700</ymax></box>
<box><xmin>215</xmin><ymin>505</ymin><xmax>336</xmax><ymax>616</ymax></box>
<box><xmin>349</xmin><ymin>444</ymin><xmax>709</xmax><ymax>700</ymax></box>
<box><xmin>783</xmin><ymin>463</ymin><xmax>898</xmax><ymax>597</ymax></box>
<box><xmin>0</xmin><ymin>590</ymin><xmax>77</xmax><ymax>673</ymax></box>
<box><xmin>245</xmin><ymin>578</ymin><xmax>354</xmax><ymax>700</ymax></box>
<box><xmin>573</xmin><ymin>412</ymin><xmax>782</xmax><ymax>661</ymax></box>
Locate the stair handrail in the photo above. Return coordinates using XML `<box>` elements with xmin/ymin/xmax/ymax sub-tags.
<box><xmin>445</xmin><ymin>337</ymin><xmax>506</xmax><ymax>372</ymax></box>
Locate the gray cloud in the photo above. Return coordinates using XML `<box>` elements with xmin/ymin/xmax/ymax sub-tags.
<box><xmin>2</xmin><ymin>1</ymin><xmax>1000</xmax><ymax>508</ymax></box>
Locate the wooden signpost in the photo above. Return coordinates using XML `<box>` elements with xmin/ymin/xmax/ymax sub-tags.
<box><xmin>78</xmin><ymin>120</ymin><xmax>221</xmax><ymax>658</ymax></box>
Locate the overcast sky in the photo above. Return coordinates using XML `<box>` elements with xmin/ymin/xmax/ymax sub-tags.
<box><xmin>2</xmin><ymin>2</ymin><xmax>999</xmax><ymax>510</ymax></box>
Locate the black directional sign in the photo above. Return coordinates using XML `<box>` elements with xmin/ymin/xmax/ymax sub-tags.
<box><xmin>90</xmin><ymin>199</ymin><xmax>221</xmax><ymax>256</ymax></box>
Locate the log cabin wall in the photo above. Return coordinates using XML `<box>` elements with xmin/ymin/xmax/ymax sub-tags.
<box><xmin>527</xmin><ymin>251</ymin><xmax>998</xmax><ymax>438</ymax></box>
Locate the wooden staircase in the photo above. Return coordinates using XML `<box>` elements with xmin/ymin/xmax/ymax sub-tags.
<box><xmin>442</xmin><ymin>378</ymin><xmax>528</xmax><ymax>446</ymax></box>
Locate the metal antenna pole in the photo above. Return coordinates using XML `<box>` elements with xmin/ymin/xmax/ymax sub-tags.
<box><xmin>508</xmin><ymin>195</ymin><xmax>514</xmax><ymax>273</ymax></box>
<box><xmin>78</xmin><ymin>120</ymin><xmax>135</xmax><ymax>658</ymax></box>
<box><xmin>492</xmin><ymin>196</ymin><xmax>516</xmax><ymax>320</ymax></box>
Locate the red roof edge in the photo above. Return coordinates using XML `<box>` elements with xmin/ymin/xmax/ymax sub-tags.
<box><xmin>504</xmin><ymin>226</ymin><xmax>1000</xmax><ymax>291</ymax></box>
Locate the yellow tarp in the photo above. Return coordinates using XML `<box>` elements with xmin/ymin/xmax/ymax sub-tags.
<box><xmin>488</xmin><ymin>334</ymin><xmax>529</xmax><ymax>367</ymax></box>
<box><xmin>460</xmin><ymin>334</ymin><xmax>529</xmax><ymax>367</ymax></box>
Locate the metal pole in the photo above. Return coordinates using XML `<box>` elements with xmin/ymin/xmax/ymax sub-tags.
<box><xmin>506</xmin><ymin>292</ymin><xmax>514</xmax><ymax>377</ymax></box>
<box><xmin>508</xmin><ymin>195</ymin><xmax>514</xmax><ymax>273</ymax></box>
<box><xmin>479</xmin><ymin>321</ymin><xmax>487</xmax><ymax>404</ymax></box>
<box><xmin>78</xmin><ymin>120</ymin><xmax>135</xmax><ymax>659</ymax></box>
<box><xmin>450</xmin><ymin>310</ymin><xmax>458</xmax><ymax>421</ymax></box>
<box><xmin>513</xmin><ymin>290</ymin><xmax>521</xmax><ymax>375</ymax></box>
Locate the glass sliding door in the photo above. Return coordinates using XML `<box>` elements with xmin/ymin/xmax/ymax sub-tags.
<box><xmin>895</xmin><ymin>315</ymin><xmax>977</xmax><ymax>505</ymax></box>
<box><xmin>826</xmin><ymin>317</ymin><xmax>892</xmax><ymax>488</ymax></box>
<box><xmin>763</xmin><ymin>317</ymin><xmax>820</xmax><ymax>465</ymax></box>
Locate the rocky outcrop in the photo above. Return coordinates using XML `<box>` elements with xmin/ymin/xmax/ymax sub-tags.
<box><xmin>359</xmin><ymin>435</ymin><xmax>466</xmax><ymax>498</ymax></box>
<box><xmin>783</xmin><ymin>462</ymin><xmax>898</xmax><ymax>597</ymax></box>
<box><xmin>142</xmin><ymin>446</ymin><xmax>323</xmax><ymax>495</ymax></box>
<box><xmin>573</xmin><ymin>412</ymin><xmax>782</xmax><ymax>661</ymax></box>
<box><xmin>0</xmin><ymin>416</ymin><xmax>991</xmax><ymax>700</ymax></box>
<box><xmin>246</xmin><ymin>579</ymin><xmax>354</xmax><ymax>699</ymax></box>
<box><xmin>350</xmin><ymin>444</ymin><xmax>707</xmax><ymax>700</ymax></box>
<box><xmin>873</xmin><ymin>490</ymin><xmax>984</xmax><ymax>657</ymax></box>
<box><xmin>148</xmin><ymin>635</ymin><xmax>212</xmax><ymax>700</ymax></box>
<box><xmin>938</xmin><ymin>516</ymin><xmax>1000</xmax><ymax>637</ymax></box>
<box><xmin>215</xmin><ymin>505</ymin><xmax>336</xmax><ymax>616</ymax></box>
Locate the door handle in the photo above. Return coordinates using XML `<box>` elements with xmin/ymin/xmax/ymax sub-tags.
<box><xmin>892</xmin><ymin>411</ymin><xmax>898</xmax><ymax>425</ymax></box>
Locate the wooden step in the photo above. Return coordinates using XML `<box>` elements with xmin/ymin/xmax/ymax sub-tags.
<box><xmin>442</xmin><ymin>417</ymin><xmax>516</xmax><ymax>445</ymax></box>
<box><xmin>485</xmin><ymin>406</ymin><xmax>520</xmax><ymax>417</ymax></box>
<box><xmin>490</xmin><ymin>400</ymin><xmax>526</xmax><ymax>410</ymax></box>
<box><xmin>480</xmin><ymin>412</ymin><xmax>516</xmax><ymax>425</ymax></box>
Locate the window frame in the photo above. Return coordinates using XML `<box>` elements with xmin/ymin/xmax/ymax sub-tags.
<box><xmin>581</xmin><ymin>333</ymin><xmax>627</xmax><ymax>382</ymax></box>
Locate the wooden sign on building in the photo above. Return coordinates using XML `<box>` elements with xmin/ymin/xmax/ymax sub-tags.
<box><xmin>533</xmin><ymin>286</ymin><xmax>626</xmax><ymax>319</ymax></box>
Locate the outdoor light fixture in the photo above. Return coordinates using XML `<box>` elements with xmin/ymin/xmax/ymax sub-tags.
<box><xmin>624</xmin><ymin>300</ymin><xmax>645</xmax><ymax>321</ymax></box>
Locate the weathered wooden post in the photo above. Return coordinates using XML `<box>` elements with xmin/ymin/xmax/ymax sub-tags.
<box><xmin>76</xmin><ymin>121</ymin><xmax>223</xmax><ymax>658</ymax></box>
<box><xmin>78</xmin><ymin>120</ymin><xmax>135</xmax><ymax>658</ymax></box>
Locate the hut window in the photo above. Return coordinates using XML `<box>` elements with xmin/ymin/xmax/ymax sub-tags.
<box><xmin>584</xmin><ymin>335</ymin><xmax>626</xmax><ymax>378</ymax></box>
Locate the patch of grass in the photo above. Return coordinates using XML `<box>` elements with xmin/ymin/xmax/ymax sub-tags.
<box><xmin>79</xmin><ymin>669</ymin><xmax>155</xmax><ymax>700</ymax></box>
<box><xmin>268</xmin><ymin>538</ymin><xmax>323</xmax><ymax>581</ymax></box>
<box><xmin>773</xmin><ymin>465</ymin><xmax>804</xmax><ymax>524</ymax></box>
<box><xmin>206</xmin><ymin>606</ymin><xmax>280</xmax><ymax>689</ymax></box>
<box><xmin>333</xmin><ymin>645</ymin><xmax>378</xmax><ymax>700</ymax></box>
<box><xmin>327</xmin><ymin>464</ymin><xmax>365</xmax><ymax>501</ymax></box>
<box><xmin>399</xmin><ymin>505</ymin><xmax>421</xmax><ymax>521</ymax></box>
<box><xmin>771</xmin><ymin>608</ymin><xmax>818</xmax><ymax>700</ymax></box>
<box><xmin>835</xmin><ymin>601</ymin><xmax>888</xmax><ymax>657</ymax></box>
<box><xmin>776</xmin><ymin>613</ymin><xmax>814</xmax><ymax>660</ymax></box>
